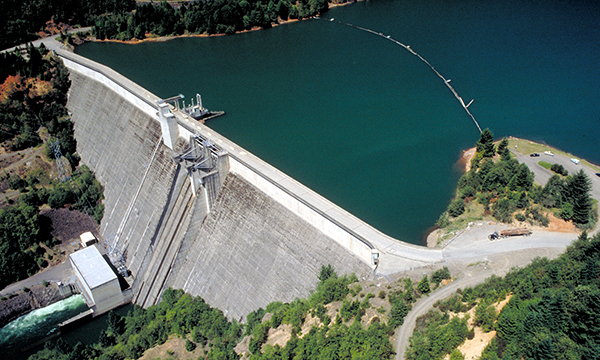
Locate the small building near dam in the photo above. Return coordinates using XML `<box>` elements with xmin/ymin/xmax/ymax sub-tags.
<box><xmin>69</xmin><ymin>245</ymin><xmax>125</xmax><ymax>315</ymax></box>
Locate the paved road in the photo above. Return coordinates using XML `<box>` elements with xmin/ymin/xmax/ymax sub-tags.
<box><xmin>0</xmin><ymin>27</ymin><xmax>91</xmax><ymax>53</ymax></box>
<box><xmin>514</xmin><ymin>150</ymin><xmax>600</xmax><ymax>213</ymax></box>
<box><xmin>394</xmin><ymin>270</ymin><xmax>492</xmax><ymax>360</ymax></box>
<box><xmin>394</xmin><ymin>227</ymin><xmax>573</xmax><ymax>359</ymax></box>
<box><xmin>0</xmin><ymin>261</ymin><xmax>73</xmax><ymax>296</ymax></box>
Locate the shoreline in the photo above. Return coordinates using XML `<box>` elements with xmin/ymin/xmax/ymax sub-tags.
<box><xmin>78</xmin><ymin>1</ymin><xmax>364</xmax><ymax>47</ymax></box>
<box><xmin>92</xmin><ymin>19</ymin><xmax>302</xmax><ymax>45</ymax></box>
<box><xmin>426</xmin><ymin>137</ymin><xmax>598</xmax><ymax>248</ymax></box>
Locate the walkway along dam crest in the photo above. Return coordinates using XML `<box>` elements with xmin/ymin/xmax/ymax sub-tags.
<box><xmin>57</xmin><ymin>48</ymin><xmax>444</xmax><ymax>320</ymax></box>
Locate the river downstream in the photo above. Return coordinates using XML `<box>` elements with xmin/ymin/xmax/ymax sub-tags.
<box><xmin>75</xmin><ymin>0</ymin><xmax>600</xmax><ymax>244</ymax></box>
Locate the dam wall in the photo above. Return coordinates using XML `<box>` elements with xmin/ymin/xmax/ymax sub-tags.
<box><xmin>65</xmin><ymin>70</ymin><xmax>190</xmax><ymax>305</ymax></box>
<box><xmin>165</xmin><ymin>173</ymin><xmax>372</xmax><ymax>319</ymax></box>
<box><xmin>228</xmin><ymin>155</ymin><xmax>374</xmax><ymax>264</ymax></box>
<box><xmin>60</xmin><ymin>49</ymin><xmax>377</xmax><ymax>317</ymax></box>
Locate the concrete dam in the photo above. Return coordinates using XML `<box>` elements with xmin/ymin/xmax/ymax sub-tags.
<box><xmin>58</xmin><ymin>49</ymin><xmax>443</xmax><ymax>320</ymax></box>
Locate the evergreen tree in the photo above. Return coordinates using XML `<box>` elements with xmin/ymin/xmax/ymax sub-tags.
<box><xmin>508</xmin><ymin>163</ymin><xmax>534</xmax><ymax>191</ymax></box>
<box><xmin>581</xmin><ymin>257</ymin><xmax>599</xmax><ymax>284</ymax></box>
<box><xmin>418</xmin><ymin>275</ymin><xmax>431</xmax><ymax>294</ymax></box>
<box><xmin>496</xmin><ymin>298</ymin><xmax>523</xmax><ymax>343</ymax></box>
<box><xmin>547</xmin><ymin>292</ymin><xmax>569</xmax><ymax>333</ymax></box>
<box><xmin>476</xmin><ymin>129</ymin><xmax>495</xmax><ymax>158</ymax></box>
<box><xmin>497</xmin><ymin>138</ymin><xmax>510</xmax><ymax>160</ymax></box>
<box><xmin>568</xmin><ymin>170</ymin><xmax>592</xmax><ymax>225</ymax></box>
<box><xmin>318</xmin><ymin>264</ymin><xmax>335</xmax><ymax>282</ymax></box>
<box><xmin>475</xmin><ymin>300</ymin><xmax>497</xmax><ymax>332</ymax></box>
<box><xmin>534</xmin><ymin>337</ymin><xmax>554</xmax><ymax>360</ymax></box>
<box><xmin>389</xmin><ymin>295</ymin><xmax>409</xmax><ymax>328</ymax></box>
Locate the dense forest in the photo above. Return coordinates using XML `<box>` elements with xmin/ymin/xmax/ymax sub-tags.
<box><xmin>0</xmin><ymin>0</ymin><xmax>333</xmax><ymax>49</ymax></box>
<box><xmin>438</xmin><ymin>129</ymin><xmax>597</xmax><ymax>231</ymax></box>
<box><xmin>1</xmin><ymin>45</ymin><xmax>72</xmax><ymax>154</ymax></box>
<box><xmin>0</xmin><ymin>45</ymin><xmax>104</xmax><ymax>289</ymax></box>
<box><xmin>0</xmin><ymin>0</ymin><xmax>135</xmax><ymax>49</ymax></box>
<box><xmin>407</xmin><ymin>231</ymin><xmax>600</xmax><ymax>360</ymax></box>
<box><xmin>28</xmin><ymin>265</ymin><xmax>453</xmax><ymax>359</ymax></box>
<box><xmin>92</xmin><ymin>0</ymin><xmax>329</xmax><ymax>41</ymax></box>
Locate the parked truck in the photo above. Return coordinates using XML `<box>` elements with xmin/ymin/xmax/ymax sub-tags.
<box><xmin>488</xmin><ymin>228</ymin><xmax>532</xmax><ymax>240</ymax></box>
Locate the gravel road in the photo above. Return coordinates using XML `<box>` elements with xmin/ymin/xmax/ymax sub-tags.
<box><xmin>394</xmin><ymin>149</ymin><xmax>599</xmax><ymax>359</ymax></box>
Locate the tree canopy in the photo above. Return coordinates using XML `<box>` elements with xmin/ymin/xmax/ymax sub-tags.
<box><xmin>408</xmin><ymin>232</ymin><xmax>600</xmax><ymax>360</ymax></box>
<box><xmin>0</xmin><ymin>0</ymin><xmax>135</xmax><ymax>49</ymax></box>
<box><xmin>476</xmin><ymin>128</ymin><xmax>495</xmax><ymax>158</ymax></box>
<box><xmin>442</xmin><ymin>131</ymin><xmax>596</xmax><ymax>228</ymax></box>
<box><xmin>0</xmin><ymin>202</ymin><xmax>40</xmax><ymax>288</ymax></box>
<box><xmin>92</xmin><ymin>0</ymin><xmax>330</xmax><ymax>41</ymax></box>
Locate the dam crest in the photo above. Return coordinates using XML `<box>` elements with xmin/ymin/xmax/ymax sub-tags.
<box><xmin>58</xmin><ymin>49</ymin><xmax>442</xmax><ymax>319</ymax></box>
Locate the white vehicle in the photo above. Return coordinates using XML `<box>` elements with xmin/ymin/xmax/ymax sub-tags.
<box><xmin>544</xmin><ymin>151</ymin><xmax>555</xmax><ymax>156</ymax></box>
<box><xmin>80</xmin><ymin>232</ymin><xmax>97</xmax><ymax>247</ymax></box>
<box><xmin>571</xmin><ymin>158</ymin><xmax>580</xmax><ymax>165</ymax></box>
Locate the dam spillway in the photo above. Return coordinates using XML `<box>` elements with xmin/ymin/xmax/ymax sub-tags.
<box><xmin>59</xmin><ymin>48</ymin><xmax>442</xmax><ymax>319</ymax></box>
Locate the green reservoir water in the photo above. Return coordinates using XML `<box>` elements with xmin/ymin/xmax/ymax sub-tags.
<box><xmin>75</xmin><ymin>0</ymin><xmax>600</xmax><ymax>244</ymax></box>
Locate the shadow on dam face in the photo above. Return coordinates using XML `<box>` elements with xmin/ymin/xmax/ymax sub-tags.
<box><xmin>65</xmin><ymin>68</ymin><xmax>373</xmax><ymax>320</ymax></box>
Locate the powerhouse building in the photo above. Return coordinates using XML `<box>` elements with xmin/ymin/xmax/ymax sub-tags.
<box><xmin>69</xmin><ymin>246</ymin><xmax>124</xmax><ymax>314</ymax></box>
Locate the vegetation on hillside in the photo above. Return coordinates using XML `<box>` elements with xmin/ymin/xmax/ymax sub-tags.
<box><xmin>407</xmin><ymin>231</ymin><xmax>600</xmax><ymax>360</ymax></box>
<box><xmin>437</xmin><ymin>129</ymin><xmax>597</xmax><ymax>233</ymax></box>
<box><xmin>27</xmin><ymin>265</ymin><xmax>453</xmax><ymax>359</ymax></box>
<box><xmin>244</xmin><ymin>266</ymin><xmax>394</xmax><ymax>359</ymax></box>
<box><xmin>0</xmin><ymin>0</ymin><xmax>135</xmax><ymax>49</ymax></box>
<box><xmin>0</xmin><ymin>202</ymin><xmax>45</xmax><ymax>288</ymax></box>
<box><xmin>0</xmin><ymin>0</ymin><xmax>338</xmax><ymax>49</ymax></box>
<box><xmin>1</xmin><ymin>45</ymin><xmax>73</xmax><ymax>153</ymax></box>
<box><xmin>92</xmin><ymin>0</ymin><xmax>330</xmax><ymax>41</ymax></box>
<box><xmin>0</xmin><ymin>45</ymin><xmax>104</xmax><ymax>289</ymax></box>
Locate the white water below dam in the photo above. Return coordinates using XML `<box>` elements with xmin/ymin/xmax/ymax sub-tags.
<box><xmin>0</xmin><ymin>295</ymin><xmax>87</xmax><ymax>354</ymax></box>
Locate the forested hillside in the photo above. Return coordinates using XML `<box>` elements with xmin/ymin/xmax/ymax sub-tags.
<box><xmin>27</xmin><ymin>266</ymin><xmax>454</xmax><ymax>359</ymax></box>
<box><xmin>0</xmin><ymin>0</ymin><xmax>135</xmax><ymax>49</ymax></box>
<box><xmin>93</xmin><ymin>0</ymin><xmax>330</xmax><ymax>40</ymax></box>
<box><xmin>0</xmin><ymin>45</ymin><xmax>104</xmax><ymax>289</ymax></box>
<box><xmin>406</xmin><ymin>231</ymin><xmax>600</xmax><ymax>360</ymax></box>
<box><xmin>0</xmin><ymin>0</ymin><xmax>337</xmax><ymax>49</ymax></box>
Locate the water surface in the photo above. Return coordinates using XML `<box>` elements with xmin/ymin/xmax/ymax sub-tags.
<box><xmin>0</xmin><ymin>295</ymin><xmax>87</xmax><ymax>355</ymax></box>
<box><xmin>75</xmin><ymin>0</ymin><xmax>600</xmax><ymax>244</ymax></box>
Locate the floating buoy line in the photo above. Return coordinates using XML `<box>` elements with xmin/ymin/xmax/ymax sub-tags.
<box><xmin>317</xmin><ymin>17</ymin><xmax>483</xmax><ymax>133</ymax></box>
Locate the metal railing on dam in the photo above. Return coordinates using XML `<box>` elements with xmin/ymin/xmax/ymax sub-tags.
<box><xmin>56</xmin><ymin>47</ymin><xmax>444</xmax><ymax>274</ymax></box>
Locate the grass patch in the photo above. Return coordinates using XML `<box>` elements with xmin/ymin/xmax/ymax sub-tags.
<box><xmin>437</xmin><ymin>203</ymin><xmax>489</xmax><ymax>244</ymax></box>
<box><xmin>538</xmin><ymin>161</ymin><xmax>552</xmax><ymax>170</ymax></box>
<box><xmin>508</xmin><ymin>137</ymin><xmax>600</xmax><ymax>172</ymax></box>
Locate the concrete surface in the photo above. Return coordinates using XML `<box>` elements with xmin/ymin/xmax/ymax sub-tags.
<box><xmin>167</xmin><ymin>174</ymin><xmax>372</xmax><ymax>320</ymax></box>
<box><xmin>0</xmin><ymin>261</ymin><xmax>73</xmax><ymax>297</ymax></box>
<box><xmin>63</xmin><ymin>50</ymin><xmax>376</xmax><ymax>319</ymax></box>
